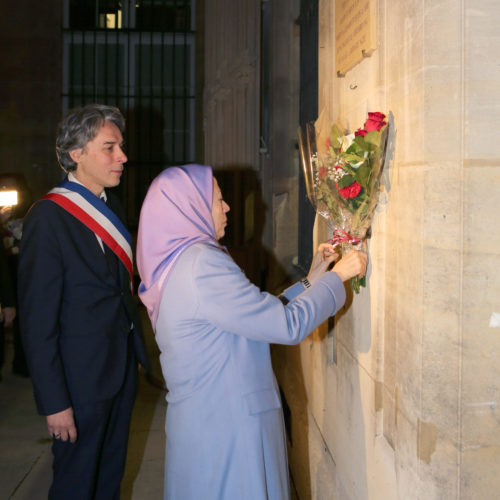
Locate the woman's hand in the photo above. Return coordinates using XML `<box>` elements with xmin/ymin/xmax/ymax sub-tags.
<box><xmin>307</xmin><ymin>243</ymin><xmax>339</xmax><ymax>285</ymax></box>
<box><xmin>331</xmin><ymin>250</ymin><xmax>368</xmax><ymax>282</ymax></box>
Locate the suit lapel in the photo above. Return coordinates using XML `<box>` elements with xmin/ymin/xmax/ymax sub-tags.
<box><xmin>80</xmin><ymin>223</ymin><xmax>120</xmax><ymax>288</ymax></box>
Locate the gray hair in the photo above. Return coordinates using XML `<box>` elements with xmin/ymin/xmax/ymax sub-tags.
<box><xmin>56</xmin><ymin>104</ymin><xmax>125</xmax><ymax>172</ymax></box>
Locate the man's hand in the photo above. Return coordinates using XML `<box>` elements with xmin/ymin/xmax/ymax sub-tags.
<box><xmin>331</xmin><ymin>250</ymin><xmax>368</xmax><ymax>282</ymax></box>
<box><xmin>307</xmin><ymin>243</ymin><xmax>339</xmax><ymax>285</ymax></box>
<box><xmin>2</xmin><ymin>306</ymin><xmax>16</xmax><ymax>327</ymax></box>
<box><xmin>47</xmin><ymin>407</ymin><xmax>78</xmax><ymax>443</ymax></box>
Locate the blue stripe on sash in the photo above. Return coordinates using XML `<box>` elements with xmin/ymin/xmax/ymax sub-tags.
<box><xmin>59</xmin><ymin>179</ymin><xmax>132</xmax><ymax>245</ymax></box>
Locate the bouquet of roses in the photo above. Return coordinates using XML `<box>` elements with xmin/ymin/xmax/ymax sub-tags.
<box><xmin>299</xmin><ymin>111</ymin><xmax>389</xmax><ymax>293</ymax></box>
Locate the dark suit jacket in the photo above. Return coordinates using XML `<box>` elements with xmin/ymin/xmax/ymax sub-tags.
<box><xmin>18</xmin><ymin>192</ymin><xmax>150</xmax><ymax>415</ymax></box>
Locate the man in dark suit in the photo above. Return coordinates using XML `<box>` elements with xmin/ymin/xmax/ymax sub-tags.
<box><xmin>18</xmin><ymin>104</ymin><xmax>151</xmax><ymax>499</ymax></box>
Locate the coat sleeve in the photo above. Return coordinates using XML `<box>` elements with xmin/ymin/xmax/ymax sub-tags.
<box><xmin>279</xmin><ymin>280</ymin><xmax>308</xmax><ymax>302</ymax></box>
<box><xmin>18</xmin><ymin>202</ymin><xmax>72</xmax><ymax>415</ymax></box>
<box><xmin>193</xmin><ymin>245</ymin><xmax>346</xmax><ymax>345</ymax></box>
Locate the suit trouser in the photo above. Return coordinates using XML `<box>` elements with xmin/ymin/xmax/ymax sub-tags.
<box><xmin>49</xmin><ymin>340</ymin><xmax>138</xmax><ymax>500</ymax></box>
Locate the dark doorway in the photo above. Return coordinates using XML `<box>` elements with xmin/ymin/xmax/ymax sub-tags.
<box><xmin>297</xmin><ymin>0</ymin><xmax>318</xmax><ymax>272</ymax></box>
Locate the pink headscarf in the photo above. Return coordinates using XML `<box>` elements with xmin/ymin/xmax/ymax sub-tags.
<box><xmin>136</xmin><ymin>164</ymin><xmax>216</xmax><ymax>329</ymax></box>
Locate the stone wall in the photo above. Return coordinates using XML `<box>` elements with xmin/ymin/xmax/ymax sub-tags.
<box><xmin>203</xmin><ymin>0</ymin><xmax>260</xmax><ymax>170</ymax></box>
<box><xmin>274</xmin><ymin>0</ymin><xmax>500</xmax><ymax>498</ymax></box>
<box><xmin>203</xmin><ymin>0</ymin><xmax>301</xmax><ymax>291</ymax></box>
<box><xmin>204</xmin><ymin>0</ymin><xmax>500</xmax><ymax>497</ymax></box>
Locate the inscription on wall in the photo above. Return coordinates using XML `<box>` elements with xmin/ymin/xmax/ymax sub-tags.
<box><xmin>335</xmin><ymin>0</ymin><xmax>377</xmax><ymax>76</ymax></box>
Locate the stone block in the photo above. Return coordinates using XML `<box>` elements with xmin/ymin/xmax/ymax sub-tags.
<box><xmin>461</xmin><ymin>446</ymin><xmax>500</xmax><ymax>499</ymax></box>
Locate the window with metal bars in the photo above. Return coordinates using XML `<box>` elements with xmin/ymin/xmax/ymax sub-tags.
<box><xmin>62</xmin><ymin>0</ymin><xmax>196</xmax><ymax>226</ymax></box>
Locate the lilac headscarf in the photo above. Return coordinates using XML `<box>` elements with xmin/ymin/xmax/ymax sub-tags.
<box><xmin>136</xmin><ymin>164</ymin><xmax>216</xmax><ymax>329</ymax></box>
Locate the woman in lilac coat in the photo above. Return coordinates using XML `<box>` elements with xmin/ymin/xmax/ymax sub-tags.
<box><xmin>136</xmin><ymin>165</ymin><xmax>366</xmax><ymax>500</ymax></box>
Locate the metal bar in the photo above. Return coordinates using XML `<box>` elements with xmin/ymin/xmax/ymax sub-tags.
<box><xmin>183</xmin><ymin>1</ymin><xmax>188</xmax><ymax>162</ymax></box>
<box><xmin>149</xmin><ymin>24</ymin><xmax>154</xmax><ymax>169</ymax></box>
<box><xmin>160</xmin><ymin>0</ymin><xmax>166</xmax><ymax>178</ymax></box>
<box><xmin>63</xmin><ymin>0</ymin><xmax>197</xmax><ymax>223</ymax></box>
<box><xmin>172</xmin><ymin>0</ymin><xmax>177</xmax><ymax>164</ymax></box>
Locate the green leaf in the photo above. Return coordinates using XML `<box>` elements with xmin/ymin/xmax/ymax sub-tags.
<box><xmin>355</xmin><ymin>163</ymin><xmax>371</xmax><ymax>188</ymax></box>
<box><xmin>337</xmin><ymin>175</ymin><xmax>354</xmax><ymax>188</ymax></box>
<box><xmin>353</xmin><ymin>135</ymin><xmax>368</xmax><ymax>149</ymax></box>
<box><xmin>350</xmin><ymin>275</ymin><xmax>366</xmax><ymax>293</ymax></box>
<box><xmin>346</xmin><ymin>143</ymin><xmax>362</xmax><ymax>155</ymax></box>
<box><xmin>364</xmin><ymin>130</ymin><xmax>381</xmax><ymax>147</ymax></box>
<box><xmin>342</xmin><ymin>153</ymin><xmax>364</xmax><ymax>164</ymax></box>
<box><xmin>329</xmin><ymin>124</ymin><xmax>344</xmax><ymax>149</ymax></box>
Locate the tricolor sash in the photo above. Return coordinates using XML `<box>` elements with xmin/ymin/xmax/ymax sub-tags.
<box><xmin>43</xmin><ymin>180</ymin><xmax>134</xmax><ymax>288</ymax></box>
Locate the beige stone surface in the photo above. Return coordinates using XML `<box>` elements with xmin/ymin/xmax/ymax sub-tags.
<box><xmin>465</xmin><ymin>3</ymin><xmax>500</xmax><ymax>159</ymax></box>
<box><xmin>462</xmin><ymin>162</ymin><xmax>500</xmax><ymax>459</ymax></box>
<box><xmin>461</xmin><ymin>446</ymin><xmax>500</xmax><ymax>499</ymax></box>
<box><xmin>282</xmin><ymin>0</ymin><xmax>500</xmax><ymax>498</ymax></box>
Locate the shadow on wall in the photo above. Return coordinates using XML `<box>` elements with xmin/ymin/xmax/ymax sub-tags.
<box><xmin>271</xmin><ymin>272</ymin><xmax>372</xmax><ymax>498</ymax></box>
<box><xmin>213</xmin><ymin>165</ymin><xmax>289</xmax><ymax>291</ymax></box>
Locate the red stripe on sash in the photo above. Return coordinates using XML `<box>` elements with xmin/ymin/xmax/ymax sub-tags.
<box><xmin>43</xmin><ymin>193</ymin><xmax>134</xmax><ymax>286</ymax></box>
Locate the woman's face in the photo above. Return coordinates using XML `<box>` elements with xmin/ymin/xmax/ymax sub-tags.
<box><xmin>212</xmin><ymin>177</ymin><xmax>230</xmax><ymax>240</ymax></box>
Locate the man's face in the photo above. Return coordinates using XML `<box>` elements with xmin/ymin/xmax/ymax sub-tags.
<box><xmin>211</xmin><ymin>177</ymin><xmax>230</xmax><ymax>240</ymax></box>
<box><xmin>70</xmin><ymin>121</ymin><xmax>127</xmax><ymax>196</ymax></box>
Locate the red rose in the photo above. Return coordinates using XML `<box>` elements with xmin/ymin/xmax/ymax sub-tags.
<box><xmin>354</xmin><ymin>127</ymin><xmax>367</xmax><ymax>137</ymax></box>
<box><xmin>318</xmin><ymin>167</ymin><xmax>327</xmax><ymax>179</ymax></box>
<box><xmin>364</xmin><ymin>112</ymin><xmax>387</xmax><ymax>132</ymax></box>
<box><xmin>338</xmin><ymin>181</ymin><xmax>362</xmax><ymax>199</ymax></box>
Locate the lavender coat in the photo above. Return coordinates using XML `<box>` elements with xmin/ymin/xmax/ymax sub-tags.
<box><xmin>155</xmin><ymin>242</ymin><xmax>346</xmax><ymax>500</ymax></box>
